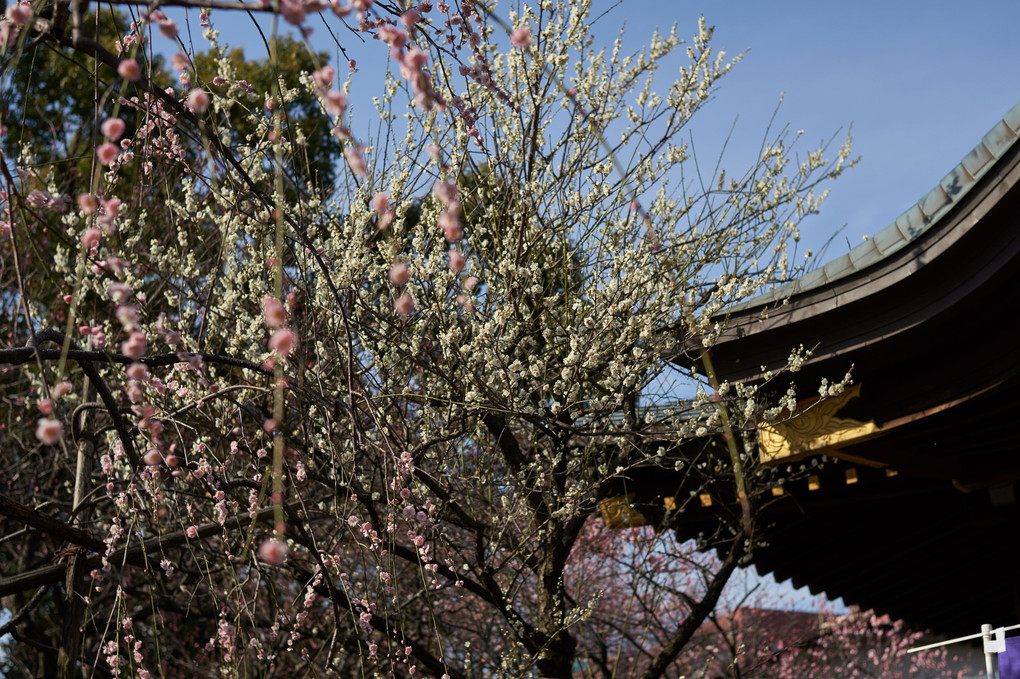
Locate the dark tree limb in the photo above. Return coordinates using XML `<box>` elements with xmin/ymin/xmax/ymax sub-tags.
<box><xmin>0</xmin><ymin>492</ymin><xmax>106</xmax><ymax>554</ymax></box>
<box><xmin>0</xmin><ymin>506</ymin><xmax>278</xmax><ymax>597</ymax></box>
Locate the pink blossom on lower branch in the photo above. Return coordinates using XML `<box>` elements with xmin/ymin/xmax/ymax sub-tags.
<box><xmin>269</xmin><ymin>327</ymin><xmax>298</xmax><ymax>357</ymax></box>
<box><xmin>389</xmin><ymin>262</ymin><xmax>411</xmax><ymax>286</ymax></box>
<box><xmin>394</xmin><ymin>292</ymin><xmax>415</xmax><ymax>315</ymax></box>
<box><xmin>117</xmin><ymin>58</ymin><xmax>141</xmax><ymax>82</ymax></box>
<box><xmin>187</xmin><ymin>89</ymin><xmax>210</xmax><ymax>114</ymax></box>
<box><xmin>35</xmin><ymin>418</ymin><xmax>63</xmax><ymax>444</ymax></box>
<box><xmin>258</xmin><ymin>538</ymin><xmax>288</xmax><ymax>565</ymax></box>
<box><xmin>510</xmin><ymin>26</ymin><xmax>533</xmax><ymax>49</ymax></box>
<box><xmin>344</xmin><ymin>145</ymin><xmax>368</xmax><ymax>177</ymax></box>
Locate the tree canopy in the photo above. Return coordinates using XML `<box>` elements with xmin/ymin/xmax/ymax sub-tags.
<box><xmin>0</xmin><ymin>1</ymin><xmax>955</xmax><ymax>677</ymax></box>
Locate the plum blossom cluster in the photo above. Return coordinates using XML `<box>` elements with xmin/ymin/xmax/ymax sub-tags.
<box><xmin>0</xmin><ymin>1</ymin><xmax>882</xmax><ymax>678</ymax></box>
<box><xmin>0</xmin><ymin>2</ymin><xmax>32</xmax><ymax>46</ymax></box>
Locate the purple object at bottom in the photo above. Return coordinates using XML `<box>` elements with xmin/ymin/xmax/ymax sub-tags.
<box><xmin>999</xmin><ymin>636</ymin><xmax>1020</xmax><ymax>679</ymax></box>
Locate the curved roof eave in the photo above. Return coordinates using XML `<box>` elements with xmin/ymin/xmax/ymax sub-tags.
<box><xmin>727</xmin><ymin>100</ymin><xmax>1020</xmax><ymax>314</ymax></box>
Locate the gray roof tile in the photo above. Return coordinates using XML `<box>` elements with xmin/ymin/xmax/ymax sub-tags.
<box><xmin>982</xmin><ymin>120</ymin><xmax>1017</xmax><ymax>159</ymax></box>
<box><xmin>961</xmin><ymin>143</ymin><xmax>995</xmax><ymax>177</ymax></box>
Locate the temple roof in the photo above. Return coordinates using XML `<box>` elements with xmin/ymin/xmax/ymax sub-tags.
<box><xmin>731</xmin><ymin>99</ymin><xmax>1020</xmax><ymax>313</ymax></box>
<box><xmin>665</xmin><ymin>99</ymin><xmax>1020</xmax><ymax>637</ymax></box>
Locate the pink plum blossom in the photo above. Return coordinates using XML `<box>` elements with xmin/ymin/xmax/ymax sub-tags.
<box><xmin>187</xmin><ymin>89</ymin><xmax>210</xmax><ymax>113</ymax></box>
<box><xmin>371</xmin><ymin>191</ymin><xmax>390</xmax><ymax>214</ymax></box>
<box><xmin>448</xmin><ymin>249</ymin><xmax>466</xmax><ymax>273</ymax></box>
<box><xmin>117</xmin><ymin>58</ymin><xmax>142</xmax><ymax>82</ymax></box>
<box><xmin>401</xmin><ymin>8</ymin><xmax>421</xmax><ymax>29</ymax></box>
<box><xmin>344</xmin><ymin>146</ymin><xmax>368</xmax><ymax>177</ymax></box>
<box><xmin>5</xmin><ymin>3</ymin><xmax>31</xmax><ymax>24</ymax></box>
<box><xmin>121</xmin><ymin>331</ymin><xmax>147</xmax><ymax>358</ymax></box>
<box><xmin>378</xmin><ymin>24</ymin><xmax>408</xmax><ymax>49</ymax></box>
<box><xmin>432</xmin><ymin>181</ymin><xmax>457</xmax><ymax>205</ymax></box>
<box><xmin>510</xmin><ymin>26</ymin><xmax>533</xmax><ymax>49</ymax></box>
<box><xmin>394</xmin><ymin>292</ymin><xmax>415</xmax><ymax>315</ymax></box>
<box><xmin>101</xmin><ymin>118</ymin><xmax>126</xmax><ymax>141</ymax></box>
<box><xmin>262</xmin><ymin>296</ymin><xmax>287</xmax><ymax>328</ymax></box>
<box><xmin>158</xmin><ymin>18</ymin><xmax>179</xmax><ymax>39</ymax></box>
<box><xmin>389</xmin><ymin>262</ymin><xmax>411</xmax><ymax>286</ymax></box>
<box><xmin>170</xmin><ymin>52</ymin><xmax>190</xmax><ymax>71</ymax></box>
<box><xmin>116</xmin><ymin>305</ymin><xmax>139</xmax><ymax>330</ymax></box>
<box><xmin>258</xmin><ymin>537</ymin><xmax>289</xmax><ymax>564</ymax></box>
<box><xmin>102</xmin><ymin>197</ymin><xmax>121</xmax><ymax>218</ymax></box>
<box><xmin>269</xmin><ymin>327</ymin><xmax>298</xmax><ymax>357</ymax></box>
<box><xmin>35</xmin><ymin>418</ymin><xmax>63</xmax><ymax>444</ymax></box>
<box><xmin>97</xmin><ymin>142</ymin><xmax>119</xmax><ymax>166</ymax></box>
<box><xmin>403</xmin><ymin>47</ymin><xmax>428</xmax><ymax>70</ymax></box>
<box><xmin>279</xmin><ymin>0</ymin><xmax>307</xmax><ymax>24</ymax></box>
<box><xmin>438</xmin><ymin>210</ymin><xmax>462</xmax><ymax>241</ymax></box>
<box><xmin>324</xmin><ymin>89</ymin><xmax>347</xmax><ymax>117</ymax></box>
<box><xmin>108</xmin><ymin>283</ymin><xmax>133</xmax><ymax>304</ymax></box>
<box><xmin>127</xmin><ymin>363</ymin><xmax>148</xmax><ymax>380</ymax></box>
<box><xmin>312</xmin><ymin>65</ymin><xmax>335</xmax><ymax>89</ymax></box>
<box><xmin>81</xmin><ymin>228</ymin><xmax>101</xmax><ymax>249</ymax></box>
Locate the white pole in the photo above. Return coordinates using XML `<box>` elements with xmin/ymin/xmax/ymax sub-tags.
<box><xmin>984</xmin><ymin>624</ymin><xmax>998</xmax><ymax>679</ymax></box>
<box><xmin>908</xmin><ymin>622</ymin><xmax>1020</xmax><ymax>653</ymax></box>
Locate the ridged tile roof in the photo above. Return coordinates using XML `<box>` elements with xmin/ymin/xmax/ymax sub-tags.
<box><xmin>729</xmin><ymin>100</ymin><xmax>1020</xmax><ymax>311</ymax></box>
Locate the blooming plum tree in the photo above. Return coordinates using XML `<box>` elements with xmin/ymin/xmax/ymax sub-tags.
<box><xmin>0</xmin><ymin>0</ymin><xmax>925</xmax><ymax>677</ymax></box>
<box><xmin>677</xmin><ymin>605</ymin><xmax>967</xmax><ymax>679</ymax></box>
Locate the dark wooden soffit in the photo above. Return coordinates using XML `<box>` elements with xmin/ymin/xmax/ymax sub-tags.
<box><xmin>656</xmin><ymin>101</ymin><xmax>1020</xmax><ymax>638</ymax></box>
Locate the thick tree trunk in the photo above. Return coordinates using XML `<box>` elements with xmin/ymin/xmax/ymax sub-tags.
<box><xmin>535</xmin><ymin>630</ymin><xmax>577</xmax><ymax>679</ymax></box>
